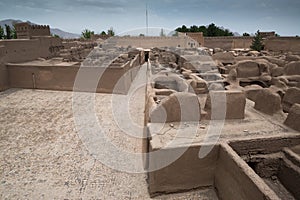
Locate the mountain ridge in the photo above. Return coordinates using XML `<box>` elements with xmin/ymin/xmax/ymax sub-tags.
<box><xmin>0</xmin><ymin>19</ymin><xmax>80</xmax><ymax>39</ymax></box>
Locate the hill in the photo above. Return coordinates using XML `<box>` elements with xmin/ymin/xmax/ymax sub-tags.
<box><xmin>0</xmin><ymin>19</ymin><xmax>80</xmax><ymax>39</ymax></box>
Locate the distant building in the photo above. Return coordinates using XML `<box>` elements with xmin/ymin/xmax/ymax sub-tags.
<box><xmin>178</xmin><ymin>32</ymin><xmax>204</xmax><ymax>46</ymax></box>
<box><xmin>259</xmin><ymin>31</ymin><xmax>276</xmax><ymax>39</ymax></box>
<box><xmin>91</xmin><ymin>34</ymin><xmax>112</xmax><ymax>41</ymax></box>
<box><xmin>15</xmin><ymin>22</ymin><xmax>51</xmax><ymax>39</ymax></box>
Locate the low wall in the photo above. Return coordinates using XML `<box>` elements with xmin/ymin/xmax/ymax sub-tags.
<box><xmin>204</xmin><ymin>36</ymin><xmax>253</xmax><ymax>50</ymax></box>
<box><xmin>228</xmin><ymin>136</ymin><xmax>300</xmax><ymax>199</ymax></box>
<box><xmin>7</xmin><ymin>65</ymin><xmax>135</xmax><ymax>94</ymax></box>
<box><xmin>264</xmin><ymin>37</ymin><xmax>300</xmax><ymax>52</ymax></box>
<box><xmin>148</xmin><ymin>145</ymin><xmax>220</xmax><ymax>196</ymax></box>
<box><xmin>7</xmin><ymin>54</ymin><xmax>141</xmax><ymax>94</ymax></box>
<box><xmin>111</xmin><ymin>36</ymin><xmax>199</xmax><ymax>49</ymax></box>
<box><xmin>147</xmin><ymin>141</ymin><xmax>281</xmax><ymax>199</ymax></box>
<box><xmin>229</xmin><ymin>135</ymin><xmax>300</xmax><ymax>155</ymax></box>
<box><xmin>215</xmin><ymin>143</ymin><xmax>278</xmax><ymax>200</ymax></box>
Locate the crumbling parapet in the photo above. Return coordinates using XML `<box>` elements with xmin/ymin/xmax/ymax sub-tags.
<box><xmin>204</xmin><ymin>90</ymin><xmax>246</xmax><ymax>120</ymax></box>
<box><xmin>284</xmin><ymin>61</ymin><xmax>300</xmax><ymax>76</ymax></box>
<box><xmin>150</xmin><ymin>92</ymin><xmax>201</xmax><ymax>123</ymax></box>
<box><xmin>283</xmin><ymin>87</ymin><xmax>300</xmax><ymax>112</ymax></box>
<box><xmin>284</xmin><ymin>104</ymin><xmax>300</xmax><ymax>132</ymax></box>
<box><xmin>152</xmin><ymin>74</ymin><xmax>188</xmax><ymax>92</ymax></box>
<box><xmin>187</xmin><ymin>74</ymin><xmax>208</xmax><ymax>94</ymax></box>
<box><xmin>254</xmin><ymin>89</ymin><xmax>282</xmax><ymax>115</ymax></box>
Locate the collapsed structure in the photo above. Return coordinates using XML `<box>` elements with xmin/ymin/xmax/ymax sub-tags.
<box><xmin>144</xmin><ymin>47</ymin><xmax>300</xmax><ymax>199</ymax></box>
<box><xmin>1</xmin><ymin>22</ymin><xmax>300</xmax><ymax>199</ymax></box>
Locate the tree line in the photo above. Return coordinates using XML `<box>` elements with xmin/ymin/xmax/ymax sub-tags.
<box><xmin>81</xmin><ymin>27</ymin><xmax>115</xmax><ymax>39</ymax></box>
<box><xmin>0</xmin><ymin>25</ymin><xmax>17</xmax><ymax>39</ymax></box>
<box><xmin>175</xmin><ymin>23</ymin><xmax>234</xmax><ymax>37</ymax></box>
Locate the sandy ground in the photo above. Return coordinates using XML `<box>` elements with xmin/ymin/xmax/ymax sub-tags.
<box><xmin>0</xmin><ymin>65</ymin><xmax>217</xmax><ymax>199</ymax></box>
<box><xmin>0</xmin><ymin>88</ymin><xmax>147</xmax><ymax>199</ymax></box>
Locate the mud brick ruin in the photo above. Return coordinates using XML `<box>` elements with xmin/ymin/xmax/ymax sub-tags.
<box><xmin>1</xmin><ymin>22</ymin><xmax>300</xmax><ymax>199</ymax></box>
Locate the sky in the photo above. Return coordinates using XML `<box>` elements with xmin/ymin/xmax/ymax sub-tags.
<box><xmin>0</xmin><ymin>0</ymin><xmax>299</xmax><ymax>36</ymax></box>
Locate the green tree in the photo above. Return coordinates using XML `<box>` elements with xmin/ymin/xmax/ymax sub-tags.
<box><xmin>175</xmin><ymin>25</ymin><xmax>188</xmax><ymax>33</ymax></box>
<box><xmin>11</xmin><ymin>21</ymin><xmax>18</xmax><ymax>39</ymax></box>
<box><xmin>53</xmin><ymin>34</ymin><xmax>60</xmax><ymax>38</ymax></box>
<box><xmin>107</xmin><ymin>27</ymin><xmax>115</xmax><ymax>36</ymax></box>
<box><xmin>81</xmin><ymin>29</ymin><xmax>94</xmax><ymax>39</ymax></box>
<box><xmin>243</xmin><ymin>32</ymin><xmax>250</xmax><ymax>36</ymax></box>
<box><xmin>207</xmin><ymin>23</ymin><xmax>218</xmax><ymax>36</ymax></box>
<box><xmin>101</xmin><ymin>31</ymin><xmax>107</xmax><ymax>36</ymax></box>
<box><xmin>250</xmin><ymin>30</ymin><xmax>264</xmax><ymax>52</ymax></box>
<box><xmin>175</xmin><ymin>23</ymin><xmax>233</xmax><ymax>37</ymax></box>
<box><xmin>0</xmin><ymin>26</ymin><xmax>4</xmax><ymax>39</ymax></box>
<box><xmin>5</xmin><ymin>24</ymin><xmax>11</xmax><ymax>39</ymax></box>
<box><xmin>139</xmin><ymin>33</ymin><xmax>145</xmax><ymax>37</ymax></box>
<box><xmin>190</xmin><ymin>25</ymin><xmax>199</xmax><ymax>32</ymax></box>
<box><xmin>11</xmin><ymin>27</ymin><xmax>17</xmax><ymax>39</ymax></box>
<box><xmin>223</xmin><ymin>29</ymin><xmax>233</xmax><ymax>36</ymax></box>
<box><xmin>198</xmin><ymin>25</ymin><xmax>207</xmax><ymax>36</ymax></box>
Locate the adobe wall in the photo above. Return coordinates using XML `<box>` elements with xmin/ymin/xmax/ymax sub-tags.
<box><xmin>204</xmin><ymin>36</ymin><xmax>300</xmax><ymax>52</ymax></box>
<box><xmin>0</xmin><ymin>37</ymin><xmax>62</xmax><ymax>63</ymax></box>
<box><xmin>7</xmin><ymin>65</ymin><xmax>129</xmax><ymax>94</ymax></box>
<box><xmin>0</xmin><ymin>45</ymin><xmax>8</xmax><ymax>91</ymax></box>
<box><xmin>91</xmin><ymin>34</ymin><xmax>112</xmax><ymax>41</ymax></box>
<box><xmin>0</xmin><ymin>63</ymin><xmax>8</xmax><ymax>91</ymax></box>
<box><xmin>148</xmin><ymin>145</ymin><xmax>220</xmax><ymax>196</ymax></box>
<box><xmin>30</xmin><ymin>25</ymin><xmax>51</xmax><ymax>38</ymax></box>
<box><xmin>148</xmin><ymin>141</ymin><xmax>281</xmax><ymax>198</ymax></box>
<box><xmin>204</xmin><ymin>36</ymin><xmax>253</xmax><ymax>50</ymax></box>
<box><xmin>62</xmin><ymin>41</ymin><xmax>79</xmax><ymax>49</ymax></box>
<box><xmin>14</xmin><ymin>23</ymin><xmax>31</xmax><ymax>39</ymax></box>
<box><xmin>215</xmin><ymin>143</ymin><xmax>279</xmax><ymax>200</ymax></box>
<box><xmin>0</xmin><ymin>37</ymin><xmax>62</xmax><ymax>92</ymax></box>
<box><xmin>264</xmin><ymin>37</ymin><xmax>300</xmax><ymax>52</ymax></box>
<box><xmin>112</xmin><ymin>36</ymin><xmax>199</xmax><ymax>49</ymax></box>
<box><xmin>229</xmin><ymin>135</ymin><xmax>300</xmax><ymax>156</ymax></box>
<box><xmin>15</xmin><ymin>23</ymin><xmax>50</xmax><ymax>39</ymax></box>
<box><xmin>185</xmin><ymin>32</ymin><xmax>204</xmax><ymax>46</ymax></box>
<box><xmin>6</xmin><ymin>54</ymin><xmax>141</xmax><ymax>94</ymax></box>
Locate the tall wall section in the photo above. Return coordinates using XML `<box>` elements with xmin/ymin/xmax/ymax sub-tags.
<box><xmin>203</xmin><ymin>36</ymin><xmax>300</xmax><ymax>52</ymax></box>
<box><xmin>204</xmin><ymin>36</ymin><xmax>253</xmax><ymax>50</ymax></box>
<box><xmin>0</xmin><ymin>37</ymin><xmax>62</xmax><ymax>63</ymax></box>
<box><xmin>0</xmin><ymin>37</ymin><xmax>62</xmax><ymax>91</ymax></box>
<box><xmin>184</xmin><ymin>32</ymin><xmax>205</xmax><ymax>46</ymax></box>
<box><xmin>264</xmin><ymin>37</ymin><xmax>300</xmax><ymax>52</ymax></box>
<box><xmin>15</xmin><ymin>23</ymin><xmax>51</xmax><ymax>39</ymax></box>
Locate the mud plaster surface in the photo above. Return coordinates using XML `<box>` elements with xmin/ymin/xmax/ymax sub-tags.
<box><xmin>149</xmin><ymin>100</ymin><xmax>300</xmax><ymax>150</ymax></box>
<box><xmin>0</xmin><ymin>66</ymin><xmax>217</xmax><ymax>199</ymax></box>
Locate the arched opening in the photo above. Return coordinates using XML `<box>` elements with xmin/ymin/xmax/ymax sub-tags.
<box><xmin>145</xmin><ymin>51</ymin><xmax>149</xmax><ymax>62</ymax></box>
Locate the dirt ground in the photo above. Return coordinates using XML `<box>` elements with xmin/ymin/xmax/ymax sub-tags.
<box><xmin>0</xmin><ymin>65</ymin><xmax>218</xmax><ymax>199</ymax></box>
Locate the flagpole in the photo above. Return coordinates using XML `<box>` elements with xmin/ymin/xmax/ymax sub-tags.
<box><xmin>146</xmin><ymin>2</ymin><xmax>149</xmax><ymax>36</ymax></box>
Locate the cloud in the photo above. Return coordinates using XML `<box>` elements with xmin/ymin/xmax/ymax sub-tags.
<box><xmin>263</xmin><ymin>16</ymin><xmax>273</xmax><ymax>20</ymax></box>
<box><xmin>67</xmin><ymin>0</ymin><xmax>124</xmax><ymax>9</ymax></box>
<box><xmin>0</xmin><ymin>0</ymin><xmax>127</xmax><ymax>13</ymax></box>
